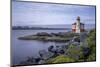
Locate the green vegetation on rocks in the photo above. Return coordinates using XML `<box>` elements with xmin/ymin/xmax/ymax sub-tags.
<box><xmin>86</xmin><ymin>29</ymin><xmax>96</xmax><ymax>61</ymax></box>
<box><xmin>45</xmin><ymin>29</ymin><xmax>96</xmax><ymax>63</ymax></box>
<box><xmin>18</xmin><ymin>32</ymin><xmax>79</xmax><ymax>42</ymax></box>
<box><xmin>46</xmin><ymin>55</ymin><xmax>75</xmax><ymax>64</ymax></box>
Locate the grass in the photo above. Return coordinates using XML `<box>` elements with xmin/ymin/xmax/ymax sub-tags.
<box><xmin>46</xmin><ymin>55</ymin><xmax>75</xmax><ymax>64</ymax></box>
<box><xmin>18</xmin><ymin>35</ymin><xmax>71</xmax><ymax>42</ymax></box>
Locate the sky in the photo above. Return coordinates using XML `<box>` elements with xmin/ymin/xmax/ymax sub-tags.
<box><xmin>12</xmin><ymin>1</ymin><xmax>96</xmax><ymax>26</ymax></box>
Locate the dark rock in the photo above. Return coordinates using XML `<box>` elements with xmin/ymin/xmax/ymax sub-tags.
<box><xmin>36</xmin><ymin>32</ymin><xmax>51</xmax><ymax>36</ymax></box>
<box><xmin>51</xmin><ymin>33</ymin><xmax>59</xmax><ymax>36</ymax></box>
<box><xmin>48</xmin><ymin>45</ymin><xmax>54</xmax><ymax>52</ymax></box>
<box><xmin>34</xmin><ymin>57</ymin><xmax>41</xmax><ymax>63</ymax></box>
<box><xmin>83</xmin><ymin>47</ymin><xmax>90</xmax><ymax>57</ymax></box>
<box><xmin>39</xmin><ymin>49</ymin><xmax>54</xmax><ymax>60</ymax></box>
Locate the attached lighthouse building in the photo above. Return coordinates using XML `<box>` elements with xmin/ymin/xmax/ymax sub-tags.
<box><xmin>72</xmin><ymin>16</ymin><xmax>84</xmax><ymax>33</ymax></box>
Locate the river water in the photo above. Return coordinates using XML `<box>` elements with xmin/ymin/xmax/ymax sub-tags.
<box><xmin>11</xmin><ymin>30</ymin><xmax>68</xmax><ymax>65</ymax></box>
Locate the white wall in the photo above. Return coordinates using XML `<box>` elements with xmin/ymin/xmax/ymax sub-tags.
<box><xmin>0</xmin><ymin>0</ymin><xmax>99</xmax><ymax>67</ymax></box>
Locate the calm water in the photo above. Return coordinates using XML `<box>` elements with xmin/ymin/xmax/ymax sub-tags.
<box><xmin>11</xmin><ymin>24</ymin><xmax>95</xmax><ymax>65</ymax></box>
<box><xmin>11</xmin><ymin>30</ymin><xmax>68</xmax><ymax>65</ymax></box>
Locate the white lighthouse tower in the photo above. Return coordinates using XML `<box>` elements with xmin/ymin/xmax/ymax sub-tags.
<box><xmin>76</xmin><ymin>16</ymin><xmax>81</xmax><ymax>33</ymax></box>
<box><xmin>72</xmin><ymin>16</ymin><xmax>84</xmax><ymax>33</ymax></box>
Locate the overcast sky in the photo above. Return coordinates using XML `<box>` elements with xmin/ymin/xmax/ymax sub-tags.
<box><xmin>12</xmin><ymin>1</ymin><xmax>96</xmax><ymax>26</ymax></box>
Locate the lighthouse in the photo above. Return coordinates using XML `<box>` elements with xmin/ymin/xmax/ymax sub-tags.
<box><xmin>72</xmin><ymin>16</ymin><xmax>84</xmax><ymax>33</ymax></box>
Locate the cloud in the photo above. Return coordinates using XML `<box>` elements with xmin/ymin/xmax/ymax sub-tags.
<box><xmin>12</xmin><ymin>1</ymin><xmax>96</xmax><ymax>26</ymax></box>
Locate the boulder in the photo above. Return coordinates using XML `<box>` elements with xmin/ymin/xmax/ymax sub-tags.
<box><xmin>36</xmin><ymin>32</ymin><xmax>51</xmax><ymax>36</ymax></box>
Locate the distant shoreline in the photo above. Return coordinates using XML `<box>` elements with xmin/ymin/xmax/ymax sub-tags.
<box><xmin>12</xmin><ymin>27</ymin><xmax>71</xmax><ymax>30</ymax></box>
<box><xmin>12</xmin><ymin>29</ymin><xmax>70</xmax><ymax>30</ymax></box>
